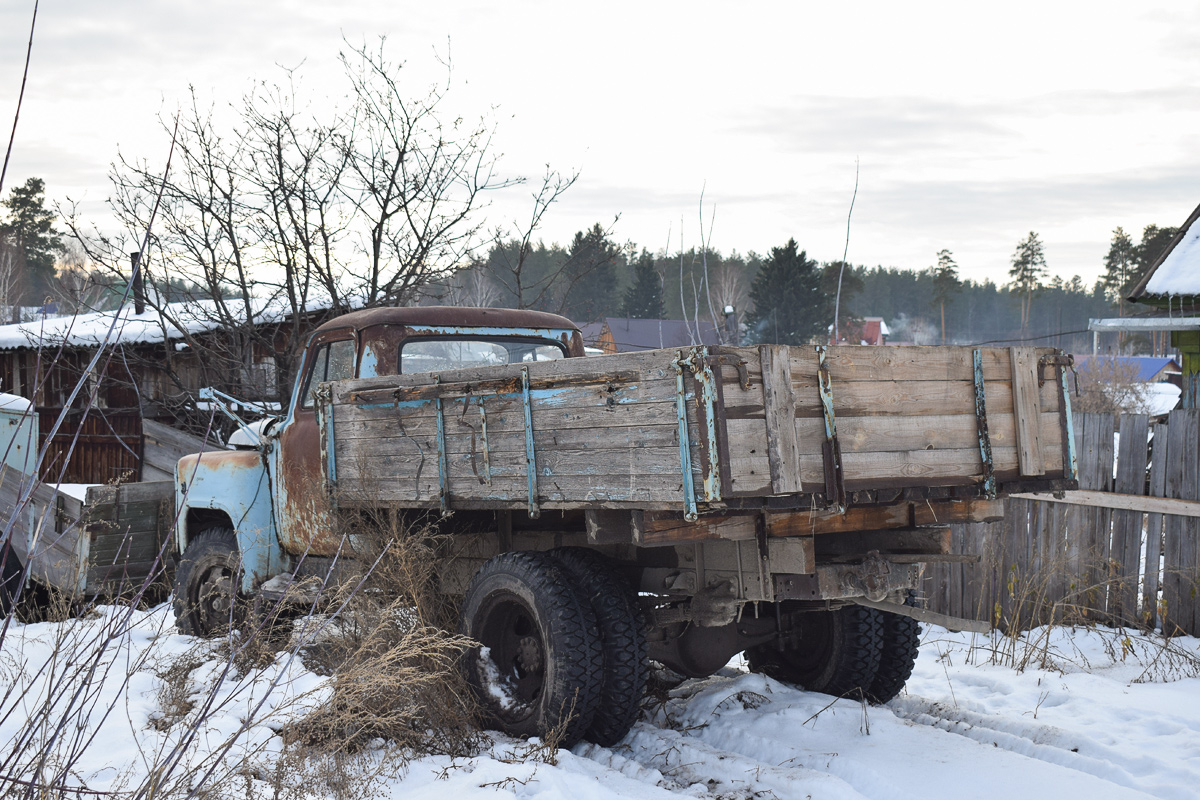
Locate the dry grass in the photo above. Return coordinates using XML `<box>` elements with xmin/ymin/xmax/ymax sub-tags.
<box><xmin>282</xmin><ymin>508</ymin><xmax>484</xmax><ymax>761</ymax></box>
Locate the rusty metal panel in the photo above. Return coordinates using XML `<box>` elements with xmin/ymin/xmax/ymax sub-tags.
<box><xmin>176</xmin><ymin>450</ymin><xmax>283</xmax><ymax>592</ymax></box>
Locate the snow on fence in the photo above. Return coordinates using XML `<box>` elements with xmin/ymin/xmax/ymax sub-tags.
<box><xmin>924</xmin><ymin>409</ymin><xmax>1200</xmax><ymax>636</ymax></box>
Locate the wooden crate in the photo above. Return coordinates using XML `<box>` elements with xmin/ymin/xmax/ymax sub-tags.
<box><xmin>324</xmin><ymin>344</ymin><xmax>1076</xmax><ymax>516</ymax></box>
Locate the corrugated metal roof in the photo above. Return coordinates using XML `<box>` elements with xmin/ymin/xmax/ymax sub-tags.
<box><xmin>1073</xmin><ymin>355</ymin><xmax>1180</xmax><ymax>383</ymax></box>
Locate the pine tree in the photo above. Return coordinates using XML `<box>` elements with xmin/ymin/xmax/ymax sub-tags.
<box><xmin>1009</xmin><ymin>232</ymin><xmax>1047</xmax><ymax>332</ymax></box>
<box><xmin>930</xmin><ymin>249</ymin><xmax>961</xmax><ymax>344</ymax></box>
<box><xmin>0</xmin><ymin>177</ymin><xmax>63</xmax><ymax>308</ymax></box>
<box><xmin>1101</xmin><ymin>227</ymin><xmax>1136</xmax><ymax>314</ymax></box>
<box><xmin>559</xmin><ymin>223</ymin><xmax>622</xmax><ymax>324</ymax></box>
<box><xmin>622</xmin><ymin>249</ymin><xmax>664</xmax><ymax>318</ymax></box>
<box><xmin>745</xmin><ymin>238</ymin><xmax>826</xmax><ymax>345</ymax></box>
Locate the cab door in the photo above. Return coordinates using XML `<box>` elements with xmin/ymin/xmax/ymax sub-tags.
<box><xmin>274</xmin><ymin>330</ymin><xmax>357</xmax><ymax>556</ymax></box>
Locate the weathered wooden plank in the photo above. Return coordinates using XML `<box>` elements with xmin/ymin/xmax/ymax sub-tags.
<box><xmin>783</xmin><ymin>345</ymin><xmax>1040</xmax><ymax>384</ymax></box>
<box><xmin>338</xmin><ymin>398</ymin><xmax>682</xmax><ymax>434</ymax></box>
<box><xmin>1161</xmin><ymin>411</ymin><xmax>1186</xmax><ymax>634</ymax></box>
<box><xmin>639</xmin><ymin>513</ymin><xmax>756</xmax><ymax>544</ymax></box>
<box><xmin>1168</xmin><ymin>410</ymin><xmax>1200</xmax><ymax>635</ymax></box>
<box><xmin>334</xmin><ymin>347</ymin><xmax>681</xmax><ymax>400</ymax></box>
<box><xmin>760</xmin><ymin>345</ymin><xmax>803</xmax><ymax>494</ymax></box>
<box><xmin>792</xmin><ymin>411</ymin><xmax>1063</xmax><ymax>459</ymax></box>
<box><xmin>1142</xmin><ymin>422</ymin><xmax>1169</xmax><ymax>625</ymax></box>
<box><xmin>332</xmin><ymin>469</ymin><xmax>693</xmax><ymax>506</ymax></box>
<box><xmin>1010</xmin><ymin>347</ymin><xmax>1045</xmax><ymax>476</ymax></box>
<box><xmin>1108</xmin><ymin>417</ymin><xmax>1147</xmax><ymax>623</ymax></box>
<box><xmin>815</xmin><ymin>526</ymin><xmax>951</xmax><ymax>557</ymax></box>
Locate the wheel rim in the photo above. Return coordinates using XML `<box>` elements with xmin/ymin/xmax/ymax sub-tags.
<box><xmin>195</xmin><ymin>562</ymin><xmax>236</xmax><ymax>634</ymax></box>
<box><xmin>780</xmin><ymin>612</ymin><xmax>836</xmax><ymax>679</ymax></box>
<box><xmin>476</xmin><ymin>591</ymin><xmax>545</xmax><ymax>722</ymax></box>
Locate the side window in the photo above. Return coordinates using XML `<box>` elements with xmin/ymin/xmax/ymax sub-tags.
<box><xmin>302</xmin><ymin>338</ymin><xmax>356</xmax><ymax>408</ymax></box>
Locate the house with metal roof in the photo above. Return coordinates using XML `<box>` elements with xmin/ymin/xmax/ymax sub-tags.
<box><xmin>580</xmin><ymin>317</ymin><xmax>724</xmax><ymax>354</ymax></box>
<box><xmin>1088</xmin><ymin>201</ymin><xmax>1200</xmax><ymax>407</ymax></box>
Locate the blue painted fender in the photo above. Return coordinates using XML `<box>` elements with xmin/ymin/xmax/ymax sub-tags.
<box><xmin>176</xmin><ymin>449</ymin><xmax>285</xmax><ymax>593</ymax></box>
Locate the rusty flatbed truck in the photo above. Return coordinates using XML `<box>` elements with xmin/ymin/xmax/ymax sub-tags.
<box><xmin>172</xmin><ymin>306</ymin><xmax>1078</xmax><ymax>746</ymax></box>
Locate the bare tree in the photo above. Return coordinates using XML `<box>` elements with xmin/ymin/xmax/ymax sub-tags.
<box><xmin>1074</xmin><ymin>359</ymin><xmax>1149</xmax><ymax>415</ymax></box>
<box><xmin>482</xmin><ymin>166</ymin><xmax>581</xmax><ymax>310</ymax></box>
<box><xmin>63</xmin><ymin>39</ymin><xmax>516</xmax><ymax>424</ymax></box>
<box><xmin>443</xmin><ymin>261</ymin><xmax>500</xmax><ymax>307</ymax></box>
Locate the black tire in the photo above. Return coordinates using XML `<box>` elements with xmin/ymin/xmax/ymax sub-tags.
<box><xmin>867</xmin><ymin>593</ymin><xmax>921</xmax><ymax>704</ymax></box>
<box><xmin>550</xmin><ymin>547</ymin><xmax>648</xmax><ymax>746</ymax></box>
<box><xmin>173</xmin><ymin>527</ymin><xmax>244</xmax><ymax>637</ymax></box>
<box><xmin>0</xmin><ymin>546</ymin><xmax>22</xmax><ymax>616</ymax></box>
<box><xmin>460</xmin><ymin>551</ymin><xmax>604</xmax><ymax>747</ymax></box>
<box><xmin>747</xmin><ymin>605</ymin><xmax>884</xmax><ymax>700</ymax></box>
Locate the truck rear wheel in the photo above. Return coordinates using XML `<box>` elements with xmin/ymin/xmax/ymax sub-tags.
<box><xmin>174</xmin><ymin>527</ymin><xmax>244</xmax><ymax>637</ymax></box>
<box><xmin>747</xmin><ymin>605</ymin><xmax>883</xmax><ymax>699</ymax></box>
<box><xmin>459</xmin><ymin>552</ymin><xmax>603</xmax><ymax>747</ymax></box>
<box><xmin>867</xmin><ymin>593</ymin><xmax>921</xmax><ymax>703</ymax></box>
<box><xmin>550</xmin><ymin>547</ymin><xmax>647</xmax><ymax>745</ymax></box>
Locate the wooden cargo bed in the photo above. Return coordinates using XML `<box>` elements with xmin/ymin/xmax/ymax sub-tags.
<box><xmin>323</xmin><ymin>344</ymin><xmax>1077</xmax><ymax>517</ymax></box>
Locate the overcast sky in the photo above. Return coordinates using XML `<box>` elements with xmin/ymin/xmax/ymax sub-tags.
<box><xmin>2</xmin><ymin>1</ymin><xmax>1199</xmax><ymax>288</ymax></box>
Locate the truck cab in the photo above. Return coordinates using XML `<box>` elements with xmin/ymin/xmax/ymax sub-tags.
<box><xmin>174</xmin><ymin>306</ymin><xmax>583</xmax><ymax>598</ymax></box>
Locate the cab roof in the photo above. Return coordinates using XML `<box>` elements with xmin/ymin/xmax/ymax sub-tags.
<box><xmin>312</xmin><ymin>306</ymin><xmax>580</xmax><ymax>335</ymax></box>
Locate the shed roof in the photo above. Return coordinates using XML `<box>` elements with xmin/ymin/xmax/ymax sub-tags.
<box><xmin>1130</xmin><ymin>200</ymin><xmax>1200</xmax><ymax>299</ymax></box>
<box><xmin>581</xmin><ymin>317</ymin><xmax>722</xmax><ymax>352</ymax></box>
<box><xmin>1073</xmin><ymin>355</ymin><xmax>1181</xmax><ymax>383</ymax></box>
<box><xmin>0</xmin><ymin>296</ymin><xmax>326</xmax><ymax>351</ymax></box>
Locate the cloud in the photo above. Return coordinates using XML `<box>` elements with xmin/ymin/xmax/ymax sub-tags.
<box><xmin>732</xmin><ymin>96</ymin><xmax>1016</xmax><ymax>156</ymax></box>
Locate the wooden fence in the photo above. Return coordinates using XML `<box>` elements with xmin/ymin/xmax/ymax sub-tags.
<box><xmin>37</xmin><ymin>408</ymin><xmax>143</xmax><ymax>485</ymax></box>
<box><xmin>924</xmin><ymin>409</ymin><xmax>1200</xmax><ymax>636</ymax></box>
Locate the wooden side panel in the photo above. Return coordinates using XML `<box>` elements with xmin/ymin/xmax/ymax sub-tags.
<box><xmin>1010</xmin><ymin>347</ymin><xmax>1045</xmax><ymax>476</ymax></box>
<box><xmin>83</xmin><ymin>480</ymin><xmax>175</xmax><ymax>596</ymax></box>
<box><xmin>141</xmin><ymin>419</ymin><xmax>221</xmax><ymax>482</ymax></box>
<box><xmin>332</xmin><ymin>349</ymin><xmax>701</xmax><ymax>508</ymax></box>
<box><xmin>0</xmin><ymin>464</ymin><xmax>88</xmax><ymax>593</ymax></box>
<box><xmin>760</xmin><ymin>345</ymin><xmax>802</xmax><ymax>494</ymax></box>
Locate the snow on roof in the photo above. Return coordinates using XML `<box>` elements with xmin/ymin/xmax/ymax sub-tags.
<box><xmin>0</xmin><ymin>296</ymin><xmax>328</xmax><ymax>351</ymax></box>
<box><xmin>1131</xmin><ymin>200</ymin><xmax>1200</xmax><ymax>298</ymax></box>
<box><xmin>1144</xmin><ymin>209</ymin><xmax>1200</xmax><ymax>295</ymax></box>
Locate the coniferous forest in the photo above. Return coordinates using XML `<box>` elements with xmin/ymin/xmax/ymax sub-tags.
<box><xmin>445</xmin><ymin>223</ymin><xmax>1177</xmax><ymax>354</ymax></box>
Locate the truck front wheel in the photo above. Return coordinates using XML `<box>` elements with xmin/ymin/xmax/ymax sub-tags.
<box><xmin>173</xmin><ymin>527</ymin><xmax>244</xmax><ymax>637</ymax></box>
<box><xmin>459</xmin><ymin>552</ymin><xmax>603</xmax><ymax>747</ymax></box>
<box><xmin>746</xmin><ymin>605</ymin><xmax>884</xmax><ymax>700</ymax></box>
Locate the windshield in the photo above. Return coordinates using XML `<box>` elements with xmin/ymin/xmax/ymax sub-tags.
<box><xmin>400</xmin><ymin>337</ymin><xmax>566</xmax><ymax>373</ymax></box>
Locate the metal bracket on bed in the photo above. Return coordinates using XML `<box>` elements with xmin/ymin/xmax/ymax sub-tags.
<box><xmin>521</xmin><ymin>367</ymin><xmax>540</xmax><ymax>519</ymax></box>
<box><xmin>672</xmin><ymin>352</ymin><xmax>700</xmax><ymax>521</ymax></box>
<box><xmin>815</xmin><ymin>346</ymin><xmax>847</xmax><ymax>513</ymax></box>
<box><xmin>972</xmin><ymin>349</ymin><xmax>997</xmax><ymax>499</ymax></box>
<box><xmin>433</xmin><ymin>375</ymin><xmax>450</xmax><ymax>514</ymax></box>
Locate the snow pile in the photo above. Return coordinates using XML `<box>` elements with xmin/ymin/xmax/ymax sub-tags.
<box><xmin>2</xmin><ymin>607</ymin><xmax>1199</xmax><ymax>799</ymax></box>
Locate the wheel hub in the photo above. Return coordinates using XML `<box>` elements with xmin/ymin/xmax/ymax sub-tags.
<box><xmin>515</xmin><ymin>634</ymin><xmax>544</xmax><ymax>675</ymax></box>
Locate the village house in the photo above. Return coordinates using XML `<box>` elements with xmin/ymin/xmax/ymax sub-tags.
<box><xmin>0</xmin><ymin>297</ymin><xmax>330</xmax><ymax>482</ymax></box>
<box><xmin>1092</xmin><ymin>200</ymin><xmax>1200</xmax><ymax>408</ymax></box>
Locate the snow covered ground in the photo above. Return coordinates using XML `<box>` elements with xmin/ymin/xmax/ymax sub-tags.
<box><xmin>2</xmin><ymin>606</ymin><xmax>1199</xmax><ymax>799</ymax></box>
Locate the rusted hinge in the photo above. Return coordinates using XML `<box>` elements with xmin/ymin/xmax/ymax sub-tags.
<box><xmin>1037</xmin><ymin>353</ymin><xmax>1074</xmax><ymax>387</ymax></box>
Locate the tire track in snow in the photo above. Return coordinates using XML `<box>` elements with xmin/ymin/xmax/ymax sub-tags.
<box><xmin>889</xmin><ymin>695</ymin><xmax>1195</xmax><ymax>800</ymax></box>
<box><xmin>576</xmin><ymin>672</ymin><xmax>1161</xmax><ymax>800</ymax></box>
